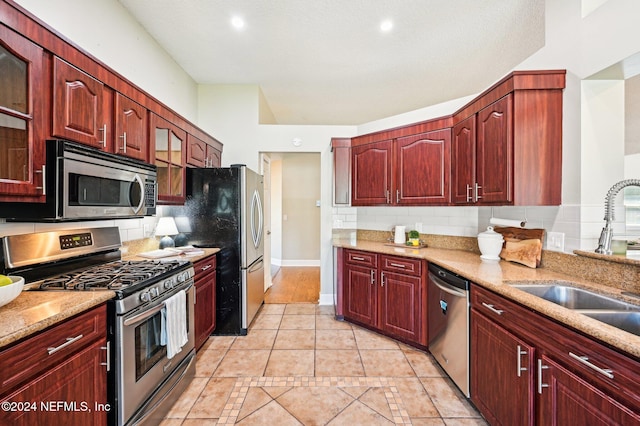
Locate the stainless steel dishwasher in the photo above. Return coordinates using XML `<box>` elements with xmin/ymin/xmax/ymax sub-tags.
<box><xmin>428</xmin><ymin>263</ymin><xmax>470</xmax><ymax>397</ymax></box>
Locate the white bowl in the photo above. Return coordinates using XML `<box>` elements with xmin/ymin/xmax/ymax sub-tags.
<box><xmin>0</xmin><ymin>276</ymin><xmax>24</xmax><ymax>308</ymax></box>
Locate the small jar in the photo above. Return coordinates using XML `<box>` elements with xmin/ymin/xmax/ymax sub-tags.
<box><xmin>477</xmin><ymin>226</ymin><xmax>504</xmax><ymax>261</ymax></box>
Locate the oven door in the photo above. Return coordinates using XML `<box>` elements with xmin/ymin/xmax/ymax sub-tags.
<box><xmin>115</xmin><ymin>283</ymin><xmax>195</xmax><ymax>425</ymax></box>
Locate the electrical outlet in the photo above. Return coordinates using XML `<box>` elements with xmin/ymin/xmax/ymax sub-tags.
<box><xmin>547</xmin><ymin>232</ymin><xmax>565</xmax><ymax>252</ymax></box>
<box><xmin>415</xmin><ymin>222</ymin><xmax>423</xmax><ymax>233</ymax></box>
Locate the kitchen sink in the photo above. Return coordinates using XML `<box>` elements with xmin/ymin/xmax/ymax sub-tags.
<box><xmin>510</xmin><ymin>283</ymin><xmax>640</xmax><ymax>311</ymax></box>
<box><xmin>581</xmin><ymin>311</ymin><xmax>640</xmax><ymax>337</ymax></box>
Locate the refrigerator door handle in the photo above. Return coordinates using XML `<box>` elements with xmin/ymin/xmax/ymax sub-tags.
<box><xmin>248</xmin><ymin>257</ymin><xmax>264</xmax><ymax>273</ymax></box>
<box><xmin>251</xmin><ymin>189</ymin><xmax>263</xmax><ymax>249</ymax></box>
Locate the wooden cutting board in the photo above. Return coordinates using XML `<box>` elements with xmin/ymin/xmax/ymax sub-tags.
<box><xmin>493</xmin><ymin>226</ymin><xmax>545</xmax><ymax>268</ymax></box>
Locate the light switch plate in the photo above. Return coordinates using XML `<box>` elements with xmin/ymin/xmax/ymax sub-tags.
<box><xmin>547</xmin><ymin>232</ymin><xmax>565</xmax><ymax>252</ymax></box>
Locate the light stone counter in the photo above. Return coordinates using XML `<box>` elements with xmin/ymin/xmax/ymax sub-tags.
<box><xmin>334</xmin><ymin>238</ymin><xmax>640</xmax><ymax>359</ymax></box>
<box><xmin>0</xmin><ymin>291</ymin><xmax>114</xmax><ymax>349</ymax></box>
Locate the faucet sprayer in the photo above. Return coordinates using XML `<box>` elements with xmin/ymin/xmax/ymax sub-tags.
<box><xmin>595</xmin><ymin>179</ymin><xmax>640</xmax><ymax>255</ymax></box>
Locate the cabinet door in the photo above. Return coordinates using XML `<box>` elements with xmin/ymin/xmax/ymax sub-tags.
<box><xmin>332</xmin><ymin>138</ymin><xmax>351</xmax><ymax>205</ymax></box>
<box><xmin>151</xmin><ymin>113</ymin><xmax>187</xmax><ymax>204</ymax></box>
<box><xmin>186</xmin><ymin>133</ymin><xmax>207</xmax><ymax>167</ymax></box>
<box><xmin>195</xmin><ymin>271</ymin><xmax>216</xmax><ymax>350</ymax></box>
<box><xmin>343</xmin><ymin>263</ymin><xmax>377</xmax><ymax>327</ymax></box>
<box><xmin>351</xmin><ymin>140</ymin><xmax>393</xmax><ymax>206</ymax></box>
<box><xmin>476</xmin><ymin>94</ymin><xmax>513</xmax><ymax>204</ymax></box>
<box><xmin>451</xmin><ymin>115</ymin><xmax>476</xmax><ymax>204</ymax></box>
<box><xmin>471</xmin><ymin>310</ymin><xmax>535</xmax><ymax>426</ymax></box>
<box><xmin>207</xmin><ymin>146</ymin><xmax>222</xmax><ymax>168</ymax></box>
<box><xmin>0</xmin><ymin>25</ymin><xmax>46</xmax><ymax>200</ymax></box>
<box><xmin>114</xmin><ymin>93</ymin><xmax>148</xmax><ymax>161</ymax></box>
<box><xmin>537</xmin><ymin>354</ymin><xmax>640</xmax><ymax>425</ymax></box>
<box><xmin>379</xmin><ymin>270</ymin><xmax>422</xmax><ymax>343</ymax></box>
<box><xmin>53</xmin><ymin>57</ymin><xmax>105</xmax><ymax>148</ymax></box>
<box><xmin>396</xmin><ymin>130</ymin><xmax>450</xmax><ymax>205</ymax></box>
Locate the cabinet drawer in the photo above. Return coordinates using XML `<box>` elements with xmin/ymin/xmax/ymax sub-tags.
<box><xmin>0</xmin><ymin>304</ymin><xmax>107</xmax><ymax>394</ymax></box>
<box><xmin>345</xmin><ymin>250</ymin><xmax>377</xmax><ymax>268</ymax></box>
<box><xmin>471</xmin><ymin>284</ymin><xmax>533</xmax><ymax>332</ymax></box>
<box><xmin>193</xmin><ymin>254</ymin><xmax>217</xmax><ymax>279</ymax></box>
<box><xmin>381</xmin><ymin>255</ymin><xmax>422</xmax><ymax>276</ymax></box>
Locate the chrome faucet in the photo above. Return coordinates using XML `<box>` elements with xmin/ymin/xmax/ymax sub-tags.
<box><xmin>595</xmin><ymin>179</ymin><xmax>640</xmax><ymax>254</ymax></box>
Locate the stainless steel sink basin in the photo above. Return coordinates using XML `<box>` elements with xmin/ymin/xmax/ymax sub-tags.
<box><xmin>511</xmin><ymin>284</ymin><xmax>640</xmax><ymax>311</ymax></box>
<box><xmin>582</xmin><ymin>311</ymin><xmax>640</xmax><ymax>336</ymax></box>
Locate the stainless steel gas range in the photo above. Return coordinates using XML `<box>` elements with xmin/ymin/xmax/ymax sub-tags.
<box><xmin>0</xmin><ymin>227</ymin><xmax>196</xmax><ymax>426</ymax></box>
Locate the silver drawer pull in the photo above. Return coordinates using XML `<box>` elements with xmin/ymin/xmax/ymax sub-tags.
<box><xmin>537</xmin><ymin>359</ymin><xmax>549</xmax><ymax>394</ymax></box>
<box><xmin>569</xmin><ymin>352</ymin><xmax>614</xmax><ymax>379</ymax></box>
<box><xmin>201</xmin><ymin>264</ymin><xmax>212</xmax><ymax>271</ymax></box>
<box><xmin>352</xmin><ymin>256</ymin><xmax>365</xmax><ymax>261</ymax></box>
<box><xmin>389</xmin><ymin>262</ymin><xmax>406</xmax><ymax>268</ymax></box>
<box><xmin>101</xmin><ymin>341</ymin><xmax>111</xmax><ymax>372</ymax></box>
<box><xmin>47</xmin><ymin>334</ymin><xmax>84</xmax><ymax>355</ymax></box>
<box><xmin>481</xmin><ymin>302</ymin><xmax>504</xmax><ymax>315</ymax></box>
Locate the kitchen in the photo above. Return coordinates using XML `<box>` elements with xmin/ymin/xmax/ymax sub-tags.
<box><xmin>0</xmin><ymin>0</ymin><xmax>640</xmax><ymax>424</ymax></box>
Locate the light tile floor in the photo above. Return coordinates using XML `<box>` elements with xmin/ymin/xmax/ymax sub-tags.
<box><xmin>161</xmin><ymin>304</ymin><xmax>487</xmax><ymax>425</ymax></box>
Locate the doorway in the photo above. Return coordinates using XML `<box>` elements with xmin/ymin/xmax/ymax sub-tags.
<box><xmin>261</xmin><ymin>152</ymin><xmax>321</xmax><ymax>303</ymax></box>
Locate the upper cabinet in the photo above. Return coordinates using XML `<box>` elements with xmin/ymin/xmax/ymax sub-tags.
<box><xmin>351</xmin><ymin>129</ymin><xmax>450</xmax><ymax>206</ymax></box>
<box><xmin>186</xmin><ymin>133</ymin><xmax>222</xmax><ymax>168</ymax></box>
<box><xmin>52</xmin><ymin>57</ymin><xmax>106</xmax><ymax>148</ymax></box>
<box><xmin>151</xmin><ymin>113</ymin><xmax>187</xmax><ymax>204</ymax></box>
<box><xmin>114</xmin><ymin>93</ymin><xmax>148</xmax><ymax>161</ymax></box>
<box><xmin>452</xmin><ymin>95</ymin><xmax>512</xmax><ymax>204</ymax></box>
<box><xmin>331</xmin><ymin>137</ymin><xmax>351</xmax><ymax>206</ymax></box>
<box><xmin>348</xmin><ymin>70</ymin><xmax>565</xmax><ymax>207</ymax></box>
<box><xmin>0</xmin><ymin>24</ymin><xmax>46</xmax><ymax>201</ymax></box>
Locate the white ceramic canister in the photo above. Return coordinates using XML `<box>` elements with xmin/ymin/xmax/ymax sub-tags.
<box><xmin>394</xmin><ymin>225</ymin><xmax>406</xmax><ymax>244</ymax></box>
<box><xmin>477</xmin><ymin>226</ymin><xmax>504</xmax><ymax>261</ymax></box>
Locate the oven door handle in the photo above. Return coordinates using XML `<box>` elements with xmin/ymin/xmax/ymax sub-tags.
<box><xmin>124</xmin><ymin>303</ymin><xmax>165</xmax><ymax>327</ymax></box>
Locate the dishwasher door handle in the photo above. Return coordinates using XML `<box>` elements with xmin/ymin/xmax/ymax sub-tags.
<box><xmin>429</xmin><ymin>273</ymin><xmax>467</xmax><ymax>298</ymax></box>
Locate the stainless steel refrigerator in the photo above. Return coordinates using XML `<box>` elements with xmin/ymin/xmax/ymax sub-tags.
<box><xmin>183</xmin><ymin>165</ymin><xmax>264</xmax><ymax>335</ymax></box>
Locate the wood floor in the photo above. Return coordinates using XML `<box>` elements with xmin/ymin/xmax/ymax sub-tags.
<box><xmin>264</xmin><ymin>266</ymin><xmax>320</xmax><ymax>304</ymax></box>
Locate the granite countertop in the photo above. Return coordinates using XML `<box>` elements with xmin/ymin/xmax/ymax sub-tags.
<box><xmin>0</xmin><ymin>291</ymin><xmax>115</xmax><ymax>349</ymax></box>
<box><xmin>0</xmin><ymin>248</ymin><xmax>220</xmax><ymax>350</ymax></box>
<box><xmin>334</xmin><ymin>238</ymin><xmax>640</xmax><ymax>359</ymax></box>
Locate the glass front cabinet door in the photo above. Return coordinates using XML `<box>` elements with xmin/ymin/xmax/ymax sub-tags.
<box><xmin>0</xmin><ymin>25</ymin><xmax>46</xmax><ymax>201</ymax></box>
<box><xmin>151</xmin><ymin>113</ymin><xmax>186</xmax><ymax>204</ymax></box>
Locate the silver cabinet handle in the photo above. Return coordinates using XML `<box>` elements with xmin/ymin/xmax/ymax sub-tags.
<box><xmin>201</xmin><ymin>264</ymin><xmax>212</xmax><ymax>271</ymax></box>
<box><xmin>47</xmin><ymin>334</ymin><xmax>84</xmax><ymax>355</ymax></box>
<box><xmin>35</xmin><ymin>164</ymin><xmax>46</xmax><ymax>195</ymax></box>
<box><xmin>370</xmin><ymin>269</ymin><xmax>375</xmax><ymax>285</ymax></box>
<box><xmin>99</xmin><ymin>123</ymin><xmax>107</xmax><ymax>147</ymax></box>
<box><xmin>120</xmin><ymin>131</ymin><xmax>127</xmax><ymax>153</ymax></box>
<box><xmin>101</xmin><ymin>341</ymin><xmax>111</xmax><ymax>372</ymax></box>
<box><xmin>381</xmin><ymin>271</ymin><xmax>385</xmax><ymax>287</ymax></box>
<box><xmin>537</xmin><ymin>359</ymin><xmax>549</xmax><ymax>394</ymax></box>
<box><xmin>386</xmin><ymin>189</ymin><xmax>390</xmax><ymax>204</ymax></box>
<box><xmin>475</xmin><ymin>182</ymin><xmax>483</xmax><ymax>202</ymax></box>
<box><xmin>396</xmin><ymin>189</ymin><xmax>400</xmax><ymax>203</ymax></box>
<box><xmin>389</xmin><ymin>262</ymin><xmax>406</xmax><ymax>268</ymax></box>
<box><xmin>466</xmin><ymin>184</ymin><xmax>473</xmax><ymax>202</ymax></box>
<box><xmin>481</xmin><ymin>302</ymin><xmax>504</xmax><ymax>315</ymax></box>
<box><xmin>569</xmin><ymin>352</ymin><xmax>614</xmax><ymax>379</ymax></box>
<box><xmin>517</xmin><ymin>345</ymin><xmax>528</xmax><ymax>377</ymax></box>
<box><xmin>352</xmin><ymin>256</ymin><xmax>365</xmax><ymax>261</ymax></box>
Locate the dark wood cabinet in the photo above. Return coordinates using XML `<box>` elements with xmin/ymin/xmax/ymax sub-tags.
<box><xmin>0</xmin><ymin>24</ymin><xmax>46</xmax><ymax>201</ymax></box>
<box><xmin>52</xmin><ymin>57</ymin><xmax>106</xmax><ymax>148</ymax></box>
<box><xmin>471</xmin><ymin>284</ymin><xmax>640</xmax><ymax>424</ymax></box>
<box><xmin>342</xmin><ymin>249</ymin><xmax>427</xmax><ymax>346</ymax></box>
<box><xmin>151</xmin><ymin>113</ymin><xmax>187</xmax><ymax>204</ymax></box>
<box><xmin>395</xmin><ymin>130</ymin><xmax>450</xmax><ymax>205</ymax></box>
<box><xmin>0</xmin><ymin>305</ymin><xmax>108</xmax><ymax>426</ymax></box>
<box><xmin>186</xmin><ymin>133</ymin><xmax>222</xmax><ymax>168</ymax></box>
<box><xmin>193</xmin><ymin>254</ymin><xmax>217</xmax><ymax>350</ymax></box>
<box><xmin>331</xmin><ymin>138</ymin><xmax>351</xmax><ymax>205</ymax></box>
<box><xmin>452</xmin><ymin>95</ymin><xmax>512</xmax><ymax>204</ymax></box>
<box><xmin>351</xmin><ymin>140</ymin><xmax>393</xmax><ymax>205</ymax></box>
<box><xmin>113</xmin><ymin>93</ymin><xmax>148</xmax><ymax>161</ymax></box>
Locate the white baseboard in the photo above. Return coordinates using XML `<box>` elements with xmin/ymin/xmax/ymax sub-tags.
<box><xmin>280</xmin><ymin>259</ymin><xmax>321</xmax><ymax>267</ymax></box>
<box><xmin>319</xmin><ymin>293</ymin><xmax>335</xmax><ymax>306</ymax></box>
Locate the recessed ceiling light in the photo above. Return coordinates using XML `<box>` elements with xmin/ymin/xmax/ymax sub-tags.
<box><xmin>380</xmin><ymin>19</ymin><xmax>393</xmax><ymax>32</ymax></box>
<box><xmin>231</xmin><ymin>16</ymin><xmax>245</xmax><ymax>30</ymax></box>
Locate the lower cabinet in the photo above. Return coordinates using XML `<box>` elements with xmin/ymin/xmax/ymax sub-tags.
<box><xmin>193</xmin><ymin>254</ymin><xmax>217</xmax><ymax>351</ymax></box>
<box><xmin>0</xmin><ymin>305</ymin><xmax>108</xmax><ymax>426</ymax></box>
<box><xmin>471</xmin><ymin>284</ymin><xmax>640</xmax><ymax>425</ymax></box>
<box><xmin>342</xmin><ymin>249</ymin><xmax>427</xmax><ymax>346</ymax></box>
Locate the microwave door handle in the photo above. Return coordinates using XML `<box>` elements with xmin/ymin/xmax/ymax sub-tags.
<box><xmin>132</xmin><ymin>174</ymin><xmax>145</xmax><ymax>214</ymax></box>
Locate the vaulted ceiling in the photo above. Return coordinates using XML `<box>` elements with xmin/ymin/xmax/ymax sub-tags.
<box><xmin>119</xmin><ymin>0</ymin><xmax>545</xmax><ymax>125</ymax></box>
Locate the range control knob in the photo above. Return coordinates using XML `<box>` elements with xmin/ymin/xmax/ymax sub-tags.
<box><xmin>164</xmin><ymin>279</ymin><xmax>174</xmax><ymax>290</ymax></box>
<box><xmin>177</xmin><ymin>272</ymin><xmax>187</xmax><ymax>283</ymax></box>
<box><xmin>150</xmin><ymin>287</ymin><xmax>160</xmax><ymax>298</ymax></box>
<box><xmin>140</xmin><ymin>291</ymin><xmax>152</xmax><ymax>303</ymax></box>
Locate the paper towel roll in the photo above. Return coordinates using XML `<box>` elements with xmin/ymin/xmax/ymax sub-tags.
<box><xmin>489</xmin><ymin>217</ymin><xmax>526</xmax><ymax>228</ymax></box>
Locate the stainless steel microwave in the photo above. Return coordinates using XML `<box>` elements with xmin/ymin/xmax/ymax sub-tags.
<box><xmin>0</xmin><ymin>140</ymin><xmax>157</xmax><ymax>221</ymax></box>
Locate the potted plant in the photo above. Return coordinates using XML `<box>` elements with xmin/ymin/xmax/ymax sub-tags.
<box><xmin>408</xmin><ymin>230</ymin><xmax>420</xmax><ymax>246</ymax></box>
